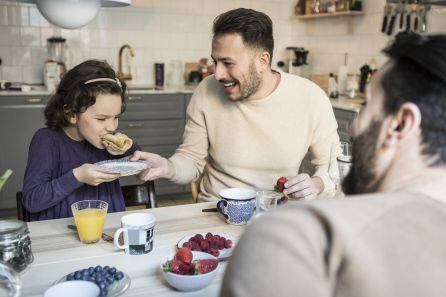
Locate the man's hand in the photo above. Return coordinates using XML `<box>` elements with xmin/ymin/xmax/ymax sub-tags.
<box><xmin>130</xmin><ymin>151</ymin><xmax>176</xmax><ymax>180</ymax></box>
<box><xmin>73</xmin><ymin>164</ymin><xmax>121</xmax><ymax>186</ymax></box>
<box><xmin>282</xmin><ymin>174</ymin><xmax>324</xmax><ymax>200</ymax></box>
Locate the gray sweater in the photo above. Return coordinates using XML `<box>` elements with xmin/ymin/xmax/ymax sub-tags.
<box><xmin>221</xmin><ymin>187</ymin><xmax>446</xmax><ymax>297</ymax></box>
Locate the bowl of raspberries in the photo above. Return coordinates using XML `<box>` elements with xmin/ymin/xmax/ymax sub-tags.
<box><xmin>161</xmin><ymin>247</ymin><xmax>219</xmax><ymax>291</ymax></box>
<box><xmin>177</xmin><ymin>232</ymin><xmax>235</xmax><ymax>259</ymax></box>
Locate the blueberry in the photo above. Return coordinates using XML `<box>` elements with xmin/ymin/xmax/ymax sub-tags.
<box><xmin>82</xmin><ymin>269</ymin><xmax>89</xmax><ymax>276</ymax></box>
<box><xmin>114</xmin><ymin>271</ymin><xmax>124</xmax><ymax>281</ymax></box>
<box><xmin>88</xmin><ymin>276</ymin><xmax>95</xmax><ymax>282</ymax></box>
<box><xmin>99</xmin><ymin>288</ymin><xmax>108</xmax><ymax>297</ymax></box>
<box><xmin>88</xmin><ymin>267</ymin><xmax>95</xmax><ymax>275</ymax></box>
<box><xmin>106</xmin><ymin>276</ymin><xmax>115</xmax><ymax>285</ymax></box>
<box><xmin>95</xmin><ymin>274</ymin><xmax>103</xmax><ymax>282</ymax></box>
<box><xmin>97</xmin><ymin>281</ymin><xmax>107</xmax><ymax>290</ymax></box>
<box><xmin>74</xmin><ymin>271</ymin><xmax>82</xmax><ymax>280</ymax></box>
<box><xmin>94</xmin><ymin>265</ymin><xmax>103</xmax><ymax>273</ymax></box>
<box><xmin>103</xmin><ymin>265</ymin><xmax>110</xmax><ymax>272</ymax></box>
<box><xmin>66</xmin><ymin>273</ymin><xmax>74</xmax><ymax>281</ymax></box>
<box><xmin>109</xmin><ymin>267</ymin><xmax>117</xmax><ymax>274</ymax></box>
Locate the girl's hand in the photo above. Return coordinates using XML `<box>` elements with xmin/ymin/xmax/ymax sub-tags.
<box><xmin>73</xmin><ymin>164</ymin><xmax>121</xmax><ymax>186</ymax></box>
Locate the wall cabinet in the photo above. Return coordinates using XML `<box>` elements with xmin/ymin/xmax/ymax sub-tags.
<box><xmin>0</xmin><ymin>93</ymin><xmax>193</xmax><ymax>216</ymax></box>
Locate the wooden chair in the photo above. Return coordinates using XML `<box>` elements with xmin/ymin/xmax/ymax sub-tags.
<box><xmin>16</xmin><ymin>192</ymin><xmax>31</xmax><ymax>222</ymax></box>
<box><xmin>121</xmin><ymin>181</ymin><xmax>157</xmax><ymax>209</ymax></box>
<box><xmin>190</xmin><ymin>175</ymin><xmax>203</xmax><ymax>203</ymax></box>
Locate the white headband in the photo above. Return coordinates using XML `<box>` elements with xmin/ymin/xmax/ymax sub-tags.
<box><xmin>84</xmin><ymin>78</ymin><xmax>122</xmax><ymax>88</ymax></box>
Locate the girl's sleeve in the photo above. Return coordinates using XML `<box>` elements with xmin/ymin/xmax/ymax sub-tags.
<box><xmin>22</xmin><ymin>129</ymin><xmax>83</xmax><ymax>213</ymax></box>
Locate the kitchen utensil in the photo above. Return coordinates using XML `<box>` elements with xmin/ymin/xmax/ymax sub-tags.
<box><xmin>387</xmin><ymin>4</ymin><xmax>397</xmax><ymax>35</ymax></box>
<box><xmin>67</xmin><ymin>224</ymin><xmax>113</xmax><ymax>243</ymax></box>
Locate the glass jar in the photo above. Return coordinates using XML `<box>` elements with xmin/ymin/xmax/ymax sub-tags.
<box><xmin>0</xmin><ymin>220</ymin><xmax>34</xmax><ymax>273</ymax></box>
<box><xmin>0</xmin><ymin>262</ymin><xmax>21</xmax><ymax>297</ymax></box>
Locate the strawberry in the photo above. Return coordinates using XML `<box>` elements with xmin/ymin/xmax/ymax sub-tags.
<box><xmin>275</xmin><ymin>176</ymin><xmax>288</xmax><ymax>192</ymax></box>
<box><xmin>195</xmin><ymin>259</ymin><xmax>218</xmax><ymax>274</ymax></box>
<box><xmin>169</xmin><ymin>258</ymin><xmax>194</xmax><ymax>275</ymax></box>
<box><xmin>175</xmin><ymin>247</ymin><xmax>193</xmax><ymax>265</ymax></box>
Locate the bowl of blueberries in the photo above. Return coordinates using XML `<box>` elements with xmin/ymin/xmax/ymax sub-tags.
<box><xmin>55</xmin><ymin>265</ymin><xmax>130</xmax><ymax>297</ymax></box>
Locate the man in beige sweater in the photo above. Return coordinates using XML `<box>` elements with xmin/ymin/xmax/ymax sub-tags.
<box><xmin>221</xmin><ymin>32</ymin><xmax>446</xmax><ymax>297</ymax></box>
<box><xmin>132</xmin><ymin>8</ymin><xmax>339</xmax><ymax>201</ymax></box>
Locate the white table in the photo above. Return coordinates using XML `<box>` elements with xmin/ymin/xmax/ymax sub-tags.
<box><xmin>21</xmin><ymin>202</ymin><xmax>244</xmax><ymax>296</ymax></box>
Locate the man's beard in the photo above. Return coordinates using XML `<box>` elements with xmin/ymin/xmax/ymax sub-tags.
<box><xmin>239</xmin><ymin>62</ymin><xmax>261</xmax><ymax>100</ymax></box>
<box><xmin>342</xmin><ymin>120</ymin><xmax>384</xmax><ymax>195</ymax></box>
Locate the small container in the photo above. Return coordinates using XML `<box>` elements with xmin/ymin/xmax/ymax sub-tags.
<box><xmin>0</xmin><ymin>220</ymin><xmax>34</xmax><ymax>273</ymax></box>
<box><xmin>155</xmin><ymin>63</ymin><xmax>165</xmax><ymax>89</ymax></box>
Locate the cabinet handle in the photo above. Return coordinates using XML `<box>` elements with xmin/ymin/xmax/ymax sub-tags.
<box><xmin>25</xmin><ymin>98</ymin><xmax>42</xmax><ymax>103</ymax></box>
<box><xmin>128</xmin><ymin>123</ymin><xmax>143</xmax><ymax>128</ymax></box>
<box><xmin>128</xmin><ymin>96</ymin><xmax>142</xmax><ymax>101</ymax></box>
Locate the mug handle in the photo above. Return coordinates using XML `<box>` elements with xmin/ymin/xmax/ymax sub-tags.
<box><xmin>114</xmin><ymin>228</ymin><xmax>128</xmax><ymax>250</ymax></box>
<box><xmin>216</xmin><ymin>199</ymin><xmax>229</xmax><ymax>219</ymax></box>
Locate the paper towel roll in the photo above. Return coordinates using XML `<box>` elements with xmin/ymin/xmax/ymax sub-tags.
<box><xmin>337</xmin><ymin>65</ymin><xmax>348</xmax><ymax>95</ymax></box>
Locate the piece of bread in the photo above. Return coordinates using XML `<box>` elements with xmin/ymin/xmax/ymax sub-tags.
<box><xmin>100</xmin><ymin>133</ymin><xmax>133</xmax><ymax>152</ymax></box>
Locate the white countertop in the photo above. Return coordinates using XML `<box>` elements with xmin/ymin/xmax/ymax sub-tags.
<box><xmin>22</xmin><ymin>202</ymin><xmax>243</xmax><ymax>297</ymax></box>
<box><xmin>0</xmin><ymin>84</ymin><xmax>196</xmax><ymax>96</ymax></box>
<box><xmin>0</xmin><ymin>85</ymin><xmax>363</xmax><ymax>113</ymax></box>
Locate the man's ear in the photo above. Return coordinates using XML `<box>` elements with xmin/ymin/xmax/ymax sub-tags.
<box><xmin>258</xmin><ymin>51</ymin><xmax>271</xmax><ymax>72</ymax></box>
<box><xmin>383</xmin><ymin>102</ymin><xmax>421</xmax><ymax>147</ymax></box>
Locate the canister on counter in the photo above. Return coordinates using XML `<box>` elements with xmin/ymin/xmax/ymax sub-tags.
<box><xmin>0</xmin><ymin>220</ymin><xmax>34</xmax><ymax>273</ymax></box>
<box><xmin>155</xmin><ymin>63</ymin><xmax>164</xmax><ymax>89</ymax></box>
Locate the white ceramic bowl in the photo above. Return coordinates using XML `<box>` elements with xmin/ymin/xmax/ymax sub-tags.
<box><xmin>161</xmin><ymin>251</ymin><xmax>219</xmax><ymax>292</ymax></box>
<box><xmin>44</xmin><ymin>280</ymin><xmax>99</xmax><ymax>297</ymax></box>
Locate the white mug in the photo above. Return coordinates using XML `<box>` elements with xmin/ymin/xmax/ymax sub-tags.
<box><xmin>114</xmin><ymin>213</ymin><xmax>155</xmax><ymax>255</ymax></box>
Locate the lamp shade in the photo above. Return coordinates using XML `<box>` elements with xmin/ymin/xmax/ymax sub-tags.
<box><xmin>36</xmin><ymin>0</ymin><xmax>101</xmax><ymax>29</ymax></box>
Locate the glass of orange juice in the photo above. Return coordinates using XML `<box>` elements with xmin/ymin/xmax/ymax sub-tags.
<box><xmin>71</xmin><ymin>200</ymin><xmax>108</xmax><ymax>244</ymax></box>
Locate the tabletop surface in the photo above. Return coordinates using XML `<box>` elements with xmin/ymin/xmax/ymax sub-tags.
<box><xmin>21</xmin><ymin>202</ymin><xmax>244</xmax><ymax>297</ymax></box>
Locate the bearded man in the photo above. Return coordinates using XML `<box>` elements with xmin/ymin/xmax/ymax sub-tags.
<box><xmin>220</xmin><ymin>31</ymin><xmax>446</xmax><ymax>297</ymax></box>
<box><xmin>132</xmin><ymin>8</ymin><xmax>340</xmax><ymax>201</ymax></box>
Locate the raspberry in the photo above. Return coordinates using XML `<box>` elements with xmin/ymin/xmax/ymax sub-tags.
<box><xmin>208</xmin><ymin>248</ymin><xmax>220</xmax><ymax>257</ymax></box>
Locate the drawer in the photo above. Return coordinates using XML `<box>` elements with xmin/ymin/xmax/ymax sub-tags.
<box><xmin>122</xmin><ymin>94</ymin><xmax>184</xmax><ymax>120</ymax></box>
<box><xmin>0</xmin><ymin>95</ymin><xmax>49</xmax><ymax>106</ymax></box>
<box><xmin>119</xmin><ymin>119</ymin><xmax>184</xmax><ymax>146</ymax></box>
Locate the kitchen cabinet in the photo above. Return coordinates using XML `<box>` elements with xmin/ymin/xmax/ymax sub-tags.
<box><xmin>0</xmin><ymin>96</ymin><xmax>49</xmax><ymax>215</ymax></box>
<box><xmin>119</xmin><ymin>93</ymin><xmax>189</xmax><ymax>196</ymax></box>
<box><xmin>299</xmin><ymin>106</ymin><xmax>357</xmax><ymax>175</ymax></box>
<box><xmin>0</xmin><ymin>92</ymin><xmax>192</xmax><ymax>216</ymax></box>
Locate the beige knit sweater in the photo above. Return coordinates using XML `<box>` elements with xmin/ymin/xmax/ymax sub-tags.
<box><xmin>169</xmin><ymin>72</ymin><xmax>340</xmax><ymax>201</ymax></box>
<box><xmin>221</xmin><ymin>169</ymin><xmax>446</xmax><ymax>297</ymax></box>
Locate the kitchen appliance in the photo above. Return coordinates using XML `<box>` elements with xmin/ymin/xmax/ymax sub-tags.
<box><xmin>285</xmin><ymin>47</ymin><xmax>310</xmax><ymax>78</ymax></box>
<box><xmin>44</xmin><ymin>37</ymin><xmax>67</xmax><ymax>91</ymax></box>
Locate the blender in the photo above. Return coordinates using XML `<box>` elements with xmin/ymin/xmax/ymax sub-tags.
<box><xmin>44</xmin><ymin>37</ymin><xmax>67</xmax><ymax>91</ymax></box>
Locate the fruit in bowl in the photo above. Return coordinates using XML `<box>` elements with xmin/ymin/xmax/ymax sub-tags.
<box><xmin>275</xmin><ymin>176</ymin><xmax>290</xmax><ymax>204</ymax></box>
<box><xmin>161</xmin><ymin>248</ymin><xmax>219</xmax><ymax>291</ymax></box>
<box><xmin>181</xmin><ymin>232</ymin><xmax>233</xmax><ymax>257</ymax></box>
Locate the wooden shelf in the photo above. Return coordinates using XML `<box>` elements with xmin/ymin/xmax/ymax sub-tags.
<box><xmin>296</xmin><ymin>11</ymin><xmax>364</xmax><ymax>20</ymax></box>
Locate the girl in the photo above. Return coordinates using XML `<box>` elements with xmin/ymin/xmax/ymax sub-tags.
<box><xmin>23</xmin><ymin>60</ymin><xmax>139</xmax><ymax>221</ymax></box>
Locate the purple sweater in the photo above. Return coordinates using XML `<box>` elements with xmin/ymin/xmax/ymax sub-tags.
<box><xmin>23</xmin><ymin>128</ymin><xmax>140</xmax><ymax>221</ymax></box>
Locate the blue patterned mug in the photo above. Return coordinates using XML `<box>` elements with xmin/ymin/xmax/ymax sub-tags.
<box><xmin>217</xmin><ymin>188</ymin><xmax>256</xmax><ymax>225</ymax></box>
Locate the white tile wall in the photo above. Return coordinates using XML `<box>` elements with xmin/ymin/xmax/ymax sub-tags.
<box><xmin>291</xmin><ymin>0</ymin><xmax>446</xmax><ymax>75</ymax></box>
<box><xmin>0</xmin><ymin>0</ymin><xmax>445</xmax><ymax>84</ymax></box>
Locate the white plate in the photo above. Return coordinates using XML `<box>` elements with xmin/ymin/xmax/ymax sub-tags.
<box><xmin>94</xmin><ymin>160</ymin><xmax>150</xmax><ymax>176</ymax></box>
<box><xmin>177</xmin><ymin>233</ymin><xmax>237</xmax><ymax>260</ymax></box>
<box><xmin>54</xmin><ymin>272</ymin><xmax>131</xmax><ymax>297</ymax></box>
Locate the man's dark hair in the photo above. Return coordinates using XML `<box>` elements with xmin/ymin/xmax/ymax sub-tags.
<box><xmin>381</xmin><ymin>31</ymin><xmax>446</xmax><ymax>164</ymax></box>
<box><xmin>213</xmin><ymin>8</ymin><xmax>274</xmax><ymax>64</ymax></box>
<box><xmin>44</xmin><ymin>59</ymin><xmax>126</xmax><ymax>129</ymax></box>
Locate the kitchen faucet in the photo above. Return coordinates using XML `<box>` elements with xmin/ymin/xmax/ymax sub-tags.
<box><xmin>117</xmin><ymin>44</ymin><xmax>134</xmax><ymax>81</ymax></box>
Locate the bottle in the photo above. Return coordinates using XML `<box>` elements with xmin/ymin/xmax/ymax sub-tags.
<box><xmin>337</xmin><ymin>53</ymin><xmax>349</xmax><ymax>95</ymax></box>
<box><xmin>328</xmin><ymin>73</ymin><xmax>339</xmax><ymax>99</ymax></box>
